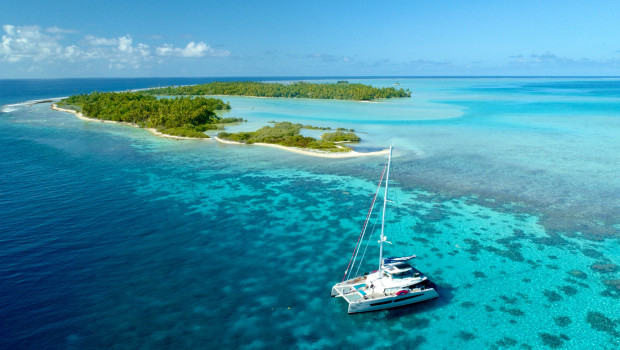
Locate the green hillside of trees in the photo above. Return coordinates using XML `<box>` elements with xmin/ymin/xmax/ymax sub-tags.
<box><xmin>56</xmin><ymin>91</ymin><xmax>238</xmax><ymax>138</ymax></box>
<box><xmin>145</xmin><ymin>81</ymin><xmax>411</xmax><ymax>101</ymax></box>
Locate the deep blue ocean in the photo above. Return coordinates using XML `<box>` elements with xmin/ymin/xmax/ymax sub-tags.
<box><xmin>1</xmin><ymin>77</ymin><xmax>618</xmax><ymax>349</ymax></box>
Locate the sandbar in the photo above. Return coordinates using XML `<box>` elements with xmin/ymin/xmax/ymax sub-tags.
<box><xmin>213</xmin><ymin>137</ymin><xmax>388</xmax><ymax>158</ymax></box>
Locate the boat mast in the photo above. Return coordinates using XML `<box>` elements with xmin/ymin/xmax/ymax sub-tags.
<box><xmin>378</xmin><ymin>145</ymin><xmax>393</xmax><ymax>273</ymax></box>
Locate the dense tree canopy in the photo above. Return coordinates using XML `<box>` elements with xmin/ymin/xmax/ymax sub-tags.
<box><xmin>321</xmin><ymin>131</ymin><xmax>361</xmax><ymax>142</ymax></box>
<box><xmin>57</xmin><ymin>91</ymin><xmax>236</xmax><ymax>138</ymax></box>
<box><xmin>145</xmin><ymin>81</ymin><xmax>411</xmax><ymax>101</ymax></box>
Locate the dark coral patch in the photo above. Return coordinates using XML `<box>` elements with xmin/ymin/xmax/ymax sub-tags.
<box><xmin>525</xmin><ymin>260</ymin><xmax>540</xmax><ymax>268</ymax></box>
<box><xmin>586</xmin><ymin>311</ymin><xmax>619</xmax><ymax>337</ymax></box>
<box><xmin>411</xmin><ymin>236</ymin><xmax>431</xmax><ymax>244</ymax></box>
<box><xmin>581</xmin><ymin>248</ymin><xmax>604</xmax><ymax>259</ymax></box>
<box><xmin>407</xmin><ymin>335</ymin><xmax>427</xmax><ymax>350</ymax></box>
<box><xmin>484</xmin><ymin>246</ymin><xmax>525</xmax><ymax>262</ymax></box>
<box><xmin>499</xmin><ymin>295</ymin><xmax>518</xmax><ymax>304</ymax></box>
<box><xmin>558</xmin><ymin>285</ymin><xmax>578</xmax><ymax>296</ymax></box>
<box><xmin>553</xmin><ymin>316</ymin><xmax>572</xmax><ymax>327</ymax></box>
<box><xmin>563</xmin><ymin>277</ymin><xmax>590</xmax><ymax>289</ymax></box>
<box><xmin>473</xmin><ymin>271</ymin><xmax>487</xmax><ymax>278</ymax></box>
<box><xmin>463</xmin><ymin>238</ymin><xmax>482</xmax><ymax>254</ymax></box>
<box><xmin>568</xmin><ymin>270</ymin><xmax>588</xmax><ymax>279</ymax></box>
<box><xmin>539</xmin><ymin>333</ymin><xmax>565</xmax><ymax>349</ymax></box>
<box><xmin>456</xmin><ymin>330</ymin><xmax>476</xmax><ymax>341</ymax></box>
<box><xmin>499</xmin><ymin>306</ymin><xmax>524</xmax><ymax>317</ymax></box>
<box><xmin>590</xmin><ymin>263</ymin><xmax>618</xmax><ymax>273</ymax></box>
<box><xmin>532</xmin><ymin>233</ymin><xmax>569</xmax><ymax>247</ymax></box>
<box><xmin>601</xmin><ymin>279</ymin><xmax>620</xmax><ymax>299</ymax></box>
<box><xmin>495</xmin><ymin>337</ymin><xmax>517</xmax><ymax>347</ymax></box>
<box><xmin>420</xmin><ymin>207</ymin><xmax>448</xmax><ymax>222</ymax></box>
<box><xmin>516</xmin><ymin>292</ymin><xmax>528</xmax><ymax>300</ymax></box>
<box><xmin>484</xmin><ymin>305</ymin><xmax>495</xmax><ymax>312</ymax></box>
<box><xmin>412</xmin><ymin>222</ymin><xmax>442</xmax><ymax>235</ymax></box>
<box><xmin>460</xmin><ymin>301</ymin><xmax>476</xmax><ymax>308</ymax></box>
<box><xmin>400</xmin><ymin>315</ymin><xmax>431</xmax><ymax>330</ymax></box>
<box><xmin>543</xmin><ymin>290</ymin><xmax>562</xmax><ymax>302</ymax></box>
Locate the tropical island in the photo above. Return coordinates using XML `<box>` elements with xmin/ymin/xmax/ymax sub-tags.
<box><xmin>217</xmin><ymin>122</ymin><xmax>361</xmax><ymax>153</ymax></box>
<box><xmin>51</xmin><ymin>82</ymin><xmax>393</xmax><ymax>157</ymax></box>
<box><xmin>144</xmin><ymin>81</ymin><xmax>411</xmax><ymax>101</ymax></box>
<box><xmin>54</xmin><ymin>91</ymin><xmax>241</xmax><ymax>138</ymax></box>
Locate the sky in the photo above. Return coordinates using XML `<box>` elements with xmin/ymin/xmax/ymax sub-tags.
<box><xmin>2</xmin><ymin>0</ymin><xmax>620</xmax><ymax>78</ymax></box>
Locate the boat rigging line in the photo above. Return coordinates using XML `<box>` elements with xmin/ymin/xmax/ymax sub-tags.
<box><xmin>341</xmin><ymin>160</ymin><xmax>388</xmax><ymax>282</ymax></box>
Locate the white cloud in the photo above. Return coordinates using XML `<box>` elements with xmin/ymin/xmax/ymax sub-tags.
<box><xmin>84</xmin><ymin>35</ymin><xmax>118</xmax><ymax>46</ymax></box>
<box><xmin>156</xmin><ymin>41</ymin><xmax>230</xmax><ymax>57</ymax></box>
<box><xmin>1</xmin><ymin>24</ymin><xmax>230</xmax><ymax>73</ymax></box>
<box><xmin>509</xmin><ymin>52</ymin><xmax>594</xmax><ymax>66</ymax></box>
<box><xmin>305</xmin><ymin>53</ymin><xmax>352</xmax><ymax>63</ymax></box>
<box><xmin>1</xmin><ymin>24</ymin><xmax>66</xmax><ymax>62</ymax></box>
<box><xmin>45</xmin><ymin>26</ymin><xmax>78</xmax><ymax>34</ymax></box>
<box><xmin>118</xmin><ymin>35</ymin><xmax>133</xmax><ymax>53</ymax></box>
<box><xmin>61</xmin><ymin>45</ymin><xmax>85</xmax><ymax>61</ymax></box>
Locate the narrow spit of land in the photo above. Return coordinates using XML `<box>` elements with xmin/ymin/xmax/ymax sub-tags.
<box><xmin>213</xmin><ymin>136</ymin><xmax>388</xmax><ymax>158</ymax></box>
<box><xmin>216</xmin><ymin>122</ymin><xmax>363</xmax><ymax>153</ymax></box>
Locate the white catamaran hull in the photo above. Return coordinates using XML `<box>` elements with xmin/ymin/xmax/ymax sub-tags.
<box><xmin>346</xmin><ymin>289</ymin><xmax>438</xmax><ymax>314</ymax></box>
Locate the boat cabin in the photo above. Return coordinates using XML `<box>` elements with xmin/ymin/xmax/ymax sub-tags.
<box><xmin>383</xmin><ymin>262</ymin><xmax>421</xmax><ymax>280</ymax></box>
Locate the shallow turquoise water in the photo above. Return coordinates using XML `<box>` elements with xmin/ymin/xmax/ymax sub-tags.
<box><xmin>1</xmin><ymin>78</ymin><xmax>618</xmax><ymax>349</ymax></box>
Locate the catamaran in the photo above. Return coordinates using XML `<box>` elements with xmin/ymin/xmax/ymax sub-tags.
<box><xmin>331</xmin><ymin>146</ymin><xmax>439</xmax><ymax>314</ymax></box>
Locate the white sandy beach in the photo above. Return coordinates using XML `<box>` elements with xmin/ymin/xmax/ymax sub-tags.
<box><xmin>51</xmin><ymin>103</ymin><xmax>388</xmax><ymax>158</ymax></box>
<box><xmin>213</xmin><ymin>137</ymin><xmax>388</xmax><ymax>158</ymax></box>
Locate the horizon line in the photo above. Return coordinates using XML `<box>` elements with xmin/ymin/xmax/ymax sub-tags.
<box><xmin>2</xmin><ymin>75</ymin><xmax>620</xmax><ymax>81</ymax></box>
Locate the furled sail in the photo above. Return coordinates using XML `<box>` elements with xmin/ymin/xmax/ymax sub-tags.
<box><xmin>383</xmin><ymin>255</ymin><xmax>416</xmax><ymax>264</ymax></box>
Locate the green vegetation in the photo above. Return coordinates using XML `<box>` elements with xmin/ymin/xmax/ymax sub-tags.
<box><xmin>145</xmin><ymin>81</ymin><xmax>411</xmax><ymax>101</ymax></box>
<box><xmin>56</xmin><ymin>91</ymin><xmax>237</xmax><ymax>138</ymax></box>
<box><xmin>321</xmin><ymin>131</ymin><xmax>361</xmax><ymax>142</ymax></box>
<box><xmin>268</xmin><ymin>121</ymin><xmax>354</xmax><ymax>132</ymax></box>
<box><xmin>302</xmin><ymin>124</ymin><xmax>332</xmax><ymax>131</ymax></box>
<box><xmin>217</xmin><ymin>122</ymin><xmax>359</xmax><ymax>152</ymax></box>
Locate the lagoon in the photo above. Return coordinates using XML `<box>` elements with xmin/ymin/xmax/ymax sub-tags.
<box><xmin>0</xmin><ymin>77</ymin><xmax>618</xmax><ymax>349</ymax></box>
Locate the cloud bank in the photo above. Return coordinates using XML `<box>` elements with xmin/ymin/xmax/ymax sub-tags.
<box><xmin>0</xmin><ymin>24</ymin><xmax>230</xmax><ymax>70</ymax></box>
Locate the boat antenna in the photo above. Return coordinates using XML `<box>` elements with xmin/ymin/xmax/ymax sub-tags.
<box><xmin>378</xmin><ymin>145</ymin><xmax>393</xmax><ymax>273</ymax></box>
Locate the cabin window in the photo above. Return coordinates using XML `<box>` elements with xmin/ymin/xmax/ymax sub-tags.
<box><xmin>394</xmin><ymin>294</ymin><xmax>423</xmax><ymax>302</ymax></box>
<box><xmin>392</xmin><ymin>270</ymin><xmax>414</xmax><ymax>279</ymax></box>
<box><xmin>394</xmin><ymin>263</ymin><xmax>410</xmax><ymax>269</ymax></box>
